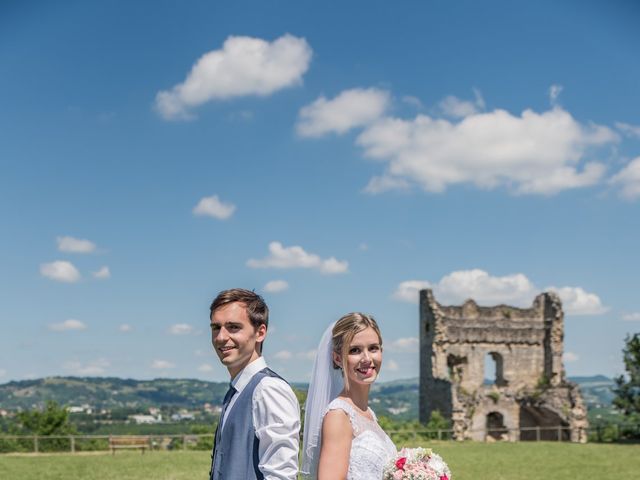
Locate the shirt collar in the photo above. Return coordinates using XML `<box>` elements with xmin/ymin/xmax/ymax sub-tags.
<box><xmin>230</xmin><ymin>356</ymin><xmax>267</xmax><ymax>394</ymax></box>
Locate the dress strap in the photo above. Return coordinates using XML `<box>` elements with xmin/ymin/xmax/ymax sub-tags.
<box><xmin>326</xmin><ymin>398</ymin><xmax>367</xmax><ymax>436</ymax></box>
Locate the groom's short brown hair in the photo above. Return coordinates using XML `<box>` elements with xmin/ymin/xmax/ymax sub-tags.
<box><xmin>209</xmin><ymin>288</ymin><xmax>269</xmax><ymax>330</ymax></box>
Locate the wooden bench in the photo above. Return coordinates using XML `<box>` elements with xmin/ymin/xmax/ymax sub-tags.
<box><xmin>109</xmin><ymin>435</ymin><xmax>150</xmax><ymax>455</ymax></box>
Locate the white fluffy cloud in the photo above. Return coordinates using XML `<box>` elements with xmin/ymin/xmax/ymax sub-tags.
<box><xmin>358</xmin><ymin>106</ymin><xmax>617</xmax><ymax>195</ymax></box>
<box><xmin>296</xmin><ymin>88</ymin><xmax>390</xmax><ymax>137</ymax></box>
<box><xmin>610</xmin><ymin>156</ymin><xmax>640</xmax><ymax>200</ymax></box>
<box><xmin>563</xmin><ymin>351</ymin><xmax>579</xmax><ymax>363</ymax></box>
<box><xmin>364</xmin><ymin>175</ymin><xmax>411</xmax><ymax>194</ymax></box>
<box><xmin>40</xmin><ymin>260</ymin><xmax>81</xmax><ymax>283</ymax></box>
<box><xmin>385</xmin><ymin>359</ymin><xmax>400</xmax><ymax>371</ymax></box>
<box><xmin>437</xmin><ymin>270</ymin><xmax>537</xmax><ymax>306</ymax></box>
<box><xmin>198</xmin><ymin>363</ymin><xmax>214</xmax><ymax>372</ymax></box>
<box><xmin>622</xmin><ymin>313</ymin><xmax>640</xmax><ymax>321</ymax></box>
<box><xmin>296</xmin><ymin>350</ymin><xmax>317</xmax><ymax>361</ymax></box>
<box><xmin>549</xmin><ymin>84</ymin><xmax>563</xmax><ymax>105</ymax></box>
<box><xmin>193</xmin><ymin>195</ymin><xmax>236</xmax><ymax>219</ymax></box>
<box><xmin>57</xmin><ymin>236</ymin><xmax>97</xmax><ymax>253</ymax></box>
<box><xmin>64</xmin><ymin>358</ymin><xmax>109</xmax><ymax>375</ymax></box>
<box><xmin>168</xmin><ymin>324</ymin><xmax>193</xmax><ymax>335</ymax></box>
<box><xmin>156</xmin><ymin>34</ymin><xmax>312</xmax><ymax>120</ymax></box>
<box><xmin>392</xmin><ymin>281</ymin><xmax>432</xmax><ymax>303</ymax></box>
<box><xmin>92</xmin><ymin>266</ymin><xmax>110</xmax><ymax>279</ymax></box>
<box><xmin>49</xmin><ymin>319</ymin><xmax>87</xmax><ymax>331</ymax></box>
<box><xmin>615</xmin><ymin>122</ymin><xmax>640</xmax><ymax>138</ymax></box>
<box><xmin>119</xmin><ymin>324</ymin><xmax>132</xmax><ymax>332</ymax></box>
<box><xmin>439</xmin><ymin>89</ymin><xmax>485</xmax><ymax>118</ymax></box>
<box><xmin>0</xmin><ymin>369</ymin><xmax>6</xmax><ymax>378</ymax></box>
<box><xmin>545</xmin><ymin>286</ymin><xmax>609</xmax><ymax>315</ymax></box>
<box><xmin>151</xmin><ymin>360</ymin><xmax>175</xmax><ymax>369</ymax></box>
<box><xmin>387</xmin><ymin>337</ymin><xmax>419</xmax><ymax>353</ymax></box>
<box><xmin>274</xmin><ymin>350</ymin><xmax>293</xmax><ymax>360</ymax></box>
<box><xmin>263</xmin><ymin>280</ymin><xmax>289</xmax><ymax>293</ymax></box>
<box><xmin>393</xmin><ymin>269</ymin><xmax>606</xmax><ymax>315</ymax></box>
<box><xmin>247</xmin><ymin>241</ymin><xmax>348</xmax><ymax>274</ymax></box>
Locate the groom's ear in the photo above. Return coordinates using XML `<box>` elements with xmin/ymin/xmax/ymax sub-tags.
<box><xmin>255</xmin><ymin>323</ymin><xmax>267</xmax><ymax>342</ymax></box>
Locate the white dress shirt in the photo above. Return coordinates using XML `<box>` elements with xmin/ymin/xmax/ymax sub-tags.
<box><xmin>221</xmin><ymin>356</ymin><xmax>300</xmax><ymax>480</ymax></box>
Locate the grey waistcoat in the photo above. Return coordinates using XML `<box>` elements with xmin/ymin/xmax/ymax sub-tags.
<box><xmin>210</xmin><ymin>367</ymin><xmax>284</xmax><ymax>480</ymax></box>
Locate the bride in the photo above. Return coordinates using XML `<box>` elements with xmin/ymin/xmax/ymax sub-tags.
<box><xmin>301</xmin><ymin>313</ymin><xmax>397</xmax><ymax>479</ymax></box>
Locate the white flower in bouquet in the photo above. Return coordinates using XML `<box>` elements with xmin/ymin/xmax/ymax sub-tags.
<box><xmin>383</xmin><ymin>447</ymin><xmax>452</xmax><ymax>480</ymax></box>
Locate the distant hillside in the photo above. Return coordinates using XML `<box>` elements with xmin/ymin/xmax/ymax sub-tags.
<box><xmin>0</xmin><ymin>375</ymin><xmax>615</xmax><ymax>420</ymax></box>
<box><xmin>370</xmin><ymin>377</ymin><xmax>419</xmax><ymax>421</ymax></box>
<box><xmin>0</xmin><ymin>377</ymin><xmax>229</xmax><ymax>410</ymax></box>
<box><xmin>568</xmin><ymin>375</ymin><xmax>617</xmax><ymax>408</ymax></box>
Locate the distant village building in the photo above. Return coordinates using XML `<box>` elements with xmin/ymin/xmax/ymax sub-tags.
<box><xmin>204</xmin><ymin>402</ymin><xmax>222</xmax><ymax>415</ymax></box>
<box><xmin>171</xmin><ymin>410</ymin><xmax>195</xmax><ymax>421</ymax></box>
<box><xmin>67</xmin><ymin>404</ymin><xmax>92</xmax><ymax>414</ymax></box>
<box><xmin>419</xmin><ymin>289</ymin><xmax>588</xmax><ymax>442</ymax></box>
<box><xmin>130</xmin><ymin>414</ymin><xmax>160</xmax><ymax>424</ymax></box>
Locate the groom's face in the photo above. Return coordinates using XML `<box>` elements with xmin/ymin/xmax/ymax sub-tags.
<box><xmin>210</xmin><ymin>302</ymin><xmax>266</xmax><ymax>378</ymax></box>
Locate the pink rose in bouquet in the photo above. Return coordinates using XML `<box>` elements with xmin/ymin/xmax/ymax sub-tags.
<box><xmin>383</xmin><ymin>447</ymin><xmax>452</xmax><ymax>480</ymax></box>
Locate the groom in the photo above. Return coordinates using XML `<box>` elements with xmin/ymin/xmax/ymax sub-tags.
<box><xmin>208</xmin><ymin>288</ymin><xmax>300</xmax><ymax>480</ymax></box>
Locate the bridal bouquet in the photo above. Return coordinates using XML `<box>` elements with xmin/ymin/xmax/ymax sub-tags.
<box><xmin>383</xmin><ymin>447</ymin><xmax>451</xmax><ymax>480</ymax></box>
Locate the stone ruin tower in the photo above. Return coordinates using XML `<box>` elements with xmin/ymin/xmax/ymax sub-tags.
<box><xmin>419</xmin><ymin>289</ymin><xmax>588</xmax><ymax>442</ymax></box>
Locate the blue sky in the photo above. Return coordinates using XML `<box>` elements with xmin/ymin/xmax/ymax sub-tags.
<box><xmin>1</xmin><ymin>0</ymin><xmax>639</xmax><ymax>384</ymax></box>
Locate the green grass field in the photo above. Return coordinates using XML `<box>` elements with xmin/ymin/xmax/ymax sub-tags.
<box><xmin>0</xmin><ymin>442</ymin><xmax>638</xmax><ymax>479</ymax></box>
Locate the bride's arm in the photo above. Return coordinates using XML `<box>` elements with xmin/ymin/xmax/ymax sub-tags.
<box><xmin>317</xmin><ymin>410</ymin><xmax>351</xmax><ymax>480</ymax></box>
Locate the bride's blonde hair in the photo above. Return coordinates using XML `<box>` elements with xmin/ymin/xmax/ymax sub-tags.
<box><xmin>332</xmin><ymin>312</ymin><xmax>382</xmax><ymax>391</ymax></box>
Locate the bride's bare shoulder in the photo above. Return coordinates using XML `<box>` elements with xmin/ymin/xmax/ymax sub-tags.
<box><xmin>322</xmin><ymin>408</ymin><xmax>351</xmax><ymax>436</ymax></box>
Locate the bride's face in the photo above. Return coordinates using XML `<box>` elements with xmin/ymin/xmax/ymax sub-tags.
<box><xmin>340</xmin><ymin>326</ymin><xmax>383</xmax><ymax>386</ymax></box>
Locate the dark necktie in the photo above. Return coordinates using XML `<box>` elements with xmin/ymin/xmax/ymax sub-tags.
<box><xmin>210</xmin><ymin>383</ymin><xmax>237</xmax><ymax>477</ymax></box>
<box><xmin>218</xmin><ymin>384</ymin><xmax>237</xmax><ymax>434</ymax></box>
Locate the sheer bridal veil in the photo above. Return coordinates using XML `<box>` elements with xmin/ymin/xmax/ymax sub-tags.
<box><xmin>300</xmin><ymin>321</ymin><xmax>344</xmax><ymax>478</ymax></box>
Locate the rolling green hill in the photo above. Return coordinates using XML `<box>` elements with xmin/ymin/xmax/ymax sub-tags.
<box><xmin>0</xmin><ymin>375</ymin><xmax>615</xmax><ymax>421</ymax></box>
<box><xmin>0</xmin><ymin>377</ymin><xmax>229</xmax><ymax>410</ymax></box>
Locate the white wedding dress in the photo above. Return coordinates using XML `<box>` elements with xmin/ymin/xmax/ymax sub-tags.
<box><xmin>324</xmin><ymin>398</ymin><xmax>397</xmax><ymax>480</ymax></box>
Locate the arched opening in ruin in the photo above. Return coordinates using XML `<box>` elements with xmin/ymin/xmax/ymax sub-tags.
<box><xmin>484</xmin><ymin>352</ymin><xmax>507</xmax><ymax>386</ymax></box>
<box><xmin>519</xmin><ymin>405</ymin><xmax>569</xmax><ymax>441</ymax></box>
<box><xmin>486</xmin><ymin>411</ymin><xmax>508</xmax><ymax>440</ymax></box>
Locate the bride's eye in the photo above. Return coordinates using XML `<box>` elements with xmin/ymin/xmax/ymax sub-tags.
<box><xmin>349</xmin><ymin>347</ymin><xmax>361</xmax><ymax>354</ymax></box>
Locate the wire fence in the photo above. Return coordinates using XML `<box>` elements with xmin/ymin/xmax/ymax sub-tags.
<box><xmin>1</xmin><ymin>423</ymin><xmax>638</xmax><ymax>454</ymax></box>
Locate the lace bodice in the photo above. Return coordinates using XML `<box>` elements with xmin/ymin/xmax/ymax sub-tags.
<box><xmin>324</xmin><ymin>398</ymin><xmax>397</xmax><ymax>480</ymax></box>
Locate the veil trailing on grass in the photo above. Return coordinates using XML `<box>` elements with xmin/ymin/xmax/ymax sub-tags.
<box><xmin>300</xmin><ymin>321</ymin><xmax>344</xmax><ymax>479</ymax></box>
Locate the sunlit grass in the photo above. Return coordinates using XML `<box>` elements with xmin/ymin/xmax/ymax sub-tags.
<box><xmin>0</xmin><ymin>442</ymin><xmax>639</xmax><ymax>479</ymax></box>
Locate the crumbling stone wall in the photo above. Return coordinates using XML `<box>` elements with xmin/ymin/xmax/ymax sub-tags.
<box><xmin>419</xmin><ymin>289</ymin><xmax>588</xmax><ymax>442</ymax></box>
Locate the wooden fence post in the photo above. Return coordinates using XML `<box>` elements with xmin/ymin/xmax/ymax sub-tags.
<box><xmin>33</xmin><ymin>435</ymin><xmax>38</xmax><ymax>453</ymax></box>
<box><xmin>535</xmin><ymin>426</ymin><xmax>540</xmax><ymax>442</ymax></box>
<box><xmin>70</xmin><ymin>435</ymin><xmax>75</xmax><ymax>453</ymax></box>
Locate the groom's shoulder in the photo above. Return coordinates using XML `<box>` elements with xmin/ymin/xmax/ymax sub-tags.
<box><xmin>262</xmin><ymin>367</ymin><xmax>288</xmax><ymax>383</ymax></box>
<box><xmin>259</xmin><ymin>367</ymin><xmax>294</xmax><ymax>392</ymax></box>
<box><xmin>254</xmin><ymin>369</ymin><xmax>299</xmax><ymax>405</ymax></box>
